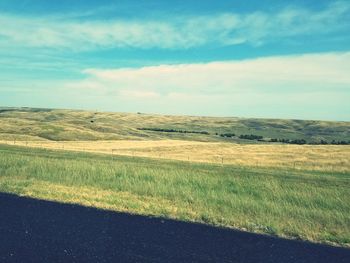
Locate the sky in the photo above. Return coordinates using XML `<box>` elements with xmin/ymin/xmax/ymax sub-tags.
<box><xmin>0</xmin><ymin>0</ymin><xmax>349</xmax><ymax>120</ymax></box>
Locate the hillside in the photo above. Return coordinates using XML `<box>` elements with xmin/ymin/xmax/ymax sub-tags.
<box><xmin>0</xmin><ymin>107</ymin><xmax>349</xmax><ymax>143</ymax></box>
<box><xmin>0</xmin><ymin>108</ymin><xmax>350</xmax><ymax>247</ymax></box>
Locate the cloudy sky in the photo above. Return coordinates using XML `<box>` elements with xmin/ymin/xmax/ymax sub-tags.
<box><xmin>1</xmin><ymin>0</ymin><xmax>349</xmax><ymax>120</ymax></box>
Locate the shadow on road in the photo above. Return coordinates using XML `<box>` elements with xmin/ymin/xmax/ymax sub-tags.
<box><xmin>0</xmin><ymin>192</ymin><xmax>349</xmax><ymax>263</ymax></box>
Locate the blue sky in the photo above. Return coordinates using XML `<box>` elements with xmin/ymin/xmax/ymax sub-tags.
<box><xmin>0</xmin><ymin>0</ymin><xmax>349</xmax><ymax>120</ymax></box>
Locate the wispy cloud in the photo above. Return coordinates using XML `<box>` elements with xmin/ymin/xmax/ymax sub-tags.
<box><xmin>0</xmin><ymin>1</ymin><xmax>349</xmax><ymax>50</ymax></box>
<box><xmin>66</xmin><ymin>52</ymin><xmax>350</xmax><ymax>98</ymax></box>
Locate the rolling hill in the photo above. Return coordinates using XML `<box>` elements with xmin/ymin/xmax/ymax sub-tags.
<box><xmin>0</xmin><ymin>107</ymin><xmax>349</xmax><ymax>143</ymax></box>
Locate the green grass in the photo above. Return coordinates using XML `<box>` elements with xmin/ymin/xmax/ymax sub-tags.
<box><xmin>0</xmin><ymin>107</ymin><xmax>349</xmax><ymax>142</ymax></box>
<box><xmin>0</xmin><ymin>144</ymin><xmax>349</xmax><ymax>247</ymax></box>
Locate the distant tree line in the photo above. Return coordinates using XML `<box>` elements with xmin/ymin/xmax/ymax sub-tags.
<box><xmin>138</xmin><ymin>128</ymin><xmax>209</xmax><ymax>135</ymax></box>
<box><xmin>239</xmin><ymin>134</ymin><xmax>263</xmax><ymax>140</ymax></box>
<box><xmin>219</xmin><ymin>133</ymin><xmax>235</xmax><ymax>138</ymax></box>
<box><xmin>269</xmin><ymin>138</ymin><xmax>307</xmax><ymax>144</ymax></box>
<box><xmin>310</xmin><ymin>140</ymin><xmax>350</xmax><ymax>145</ymax></box>
<box><xmin>270</xmin><ymin>138</ymin><xmax>350</xmax><ymax>145</ymax></box>
<box><xmin>330</xmin><ymin>140</ymin><xmax>350</xmax><ymax>145</ymax></box>
<box><xmin>219</xmin><ymin>133</ymin><xmax>264</xmax><ymax>141</ymax></box>
<box><xmin>139</xmin><ymin>127</ymin><xmax>349</xmax><ymax>145</ymax></box>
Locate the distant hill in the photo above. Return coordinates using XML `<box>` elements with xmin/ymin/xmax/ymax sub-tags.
<box><xmin>0</xmin><ymin>107</ymin><xmax>349</xmax><ymax>144</ymax></box>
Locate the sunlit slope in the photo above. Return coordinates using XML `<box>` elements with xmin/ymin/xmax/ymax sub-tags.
<box><xmin>0</xmin><ymin>107</ymin><xmax>349</xmax><ymax>142</ymax></box>
<box><xmin>3</xmin><ymin>140</ymin><xmax>349</xmax><ymax>173</ymax></box>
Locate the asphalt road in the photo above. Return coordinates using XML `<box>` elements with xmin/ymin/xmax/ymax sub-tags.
<box><xmin>0</xmin><ymin>192</ymin><xmax>349</xmax><ymax>263</ymax></box>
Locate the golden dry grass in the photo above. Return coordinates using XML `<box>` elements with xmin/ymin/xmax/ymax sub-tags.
<box><xmin>0</xmin><ymin>179</ymin><xmax>196</xmax><ymax>220</ymax></box>
<box><xmin>2</xmin><ymin>140</ymin><xmax>349</xmax><ymax>172</ymax></box>
<box><xmin>1</xmin><ymin>108</ymin><xmax>349</xmax><ymax>142</ymax></box>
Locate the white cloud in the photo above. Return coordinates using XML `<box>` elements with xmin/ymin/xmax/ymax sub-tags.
<box><xmin>0</xmin><ymin>1</ymin><xmax>349</xmax><ymax>50</ymax></box>
<box><xmin>69</xmin><ymin>52</ymin><xmax>350</xmax><ymax>98</ymax></box>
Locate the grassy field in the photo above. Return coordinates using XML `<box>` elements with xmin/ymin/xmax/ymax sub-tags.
<box><xmin>0</xmin><ymin>107</ymin><xmax>349</xmax><ymax>247</ymax></box>
<box><xmin>0</xmin><ymin>144</ymin><xmax>349</xmax><ymax>247</ymax></box>
<box><xmin>1</xmin><ymin>107</ymin><xmax>349</xmax><ymax>142</ymax></box>
<box><xmin>2</xmin><ymin>140</ymin><xmax>349</xmax><ymax>172</ymax></box>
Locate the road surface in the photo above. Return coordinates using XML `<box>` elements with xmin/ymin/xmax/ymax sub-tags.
<box><xmin>0</xmin><ymin>192</ymin><xmax>349</xmax><ymax>262</ymax></box>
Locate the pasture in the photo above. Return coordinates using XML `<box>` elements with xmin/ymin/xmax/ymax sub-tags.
<box><xmin>0</xmin><ymin>107</ymin><xmax>349</xmax><ymax>247</ymax></box>
<box><xmin>1</xmin><ymin>139</ymin><xmax>349</xmax><ymax>172</ymax></box>
<box><xmin>1</xmin><ymin>107</ymin><xmax>349</xmax><ymax>143</ymax></box>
